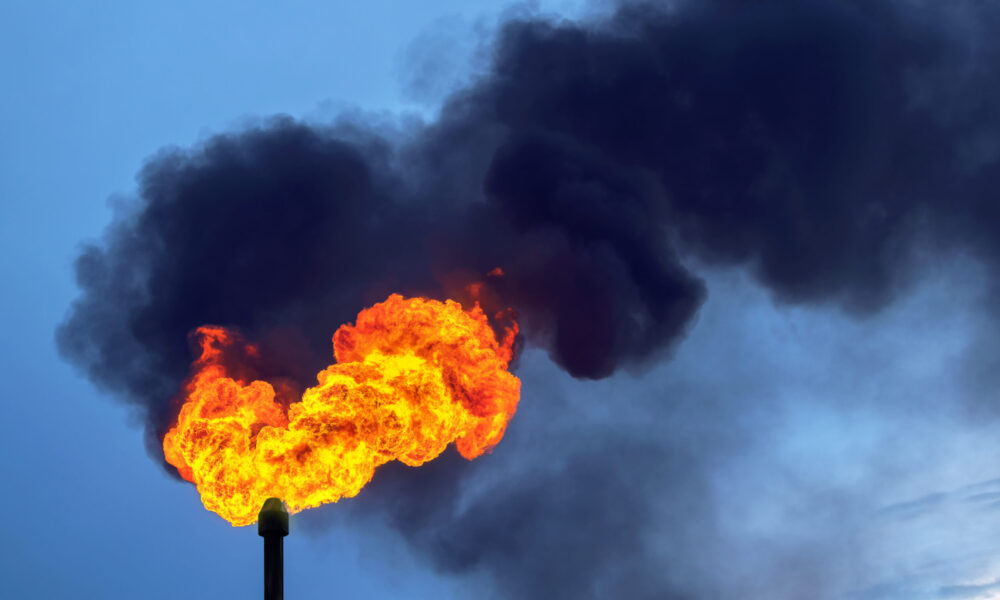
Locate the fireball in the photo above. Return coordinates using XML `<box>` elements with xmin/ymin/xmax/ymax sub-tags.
<box><xmin>163</xmin><ymin>294</ymin><xmax>520</xmax><ymax>526</ymax></box>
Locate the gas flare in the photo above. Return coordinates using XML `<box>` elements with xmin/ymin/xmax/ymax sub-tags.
<box><xmin>163</xmin><ymin>294</ymin><xmax>520</xmax><ymax>526</ymax></box>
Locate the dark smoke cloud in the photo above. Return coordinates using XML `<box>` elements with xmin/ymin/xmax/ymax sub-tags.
<box><xmin>58</xmin><ymin>0</ymin><xmax>1000</xmax><ymax>597</ymax></box>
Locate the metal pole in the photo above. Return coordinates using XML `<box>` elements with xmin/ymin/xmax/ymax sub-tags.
<box><xmin>258</xmin><ymin>498</ymin><xmax>289</xmax><ymax>600</ymax></box>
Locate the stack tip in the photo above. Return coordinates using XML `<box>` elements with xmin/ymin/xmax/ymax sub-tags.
<box><xmin>258</xmin><ymin>497</ymin><xmax>289</xmax><ymax>537</ymax></box>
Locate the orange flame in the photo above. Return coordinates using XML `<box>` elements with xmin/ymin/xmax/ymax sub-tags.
<box><xmin>162</xmin><ymin>294</ymin><xmax>520</xmax><ymax>526</ymax></box>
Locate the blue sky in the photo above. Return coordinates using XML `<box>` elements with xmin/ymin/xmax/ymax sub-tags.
<box><xmin>4</xmin><ymin>1</ymin><xmax>1000</xmax><ymax>599</ymax></box>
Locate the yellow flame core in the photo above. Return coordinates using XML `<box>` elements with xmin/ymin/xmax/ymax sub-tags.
<box><xmin>162</xmin><ymin>294</ymin><xmax>520</xmax><ymax>526</ymax></box>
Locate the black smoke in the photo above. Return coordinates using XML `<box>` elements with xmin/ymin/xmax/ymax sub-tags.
<box><xmin>58</xmin><ymin>0</ymin><xmax>1000</xmax><ymax>597</ymax></box>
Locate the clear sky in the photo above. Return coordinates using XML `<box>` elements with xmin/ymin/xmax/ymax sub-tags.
<box><xmin>4</xmin><ymin>1</ymin><xmax>1000</xmax><ymax>599</ymax></box>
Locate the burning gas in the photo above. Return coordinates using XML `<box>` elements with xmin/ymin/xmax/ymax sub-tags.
<box><xmin>162</xmin><ymin>294</ymin><xmax>520</xmax><ymax>526</ymax></box>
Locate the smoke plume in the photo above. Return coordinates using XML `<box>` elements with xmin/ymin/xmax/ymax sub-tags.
<box><xmin>58</xmin><ymin>0</ymin><xmax>1000</xmax><ymax>597</ymax></box>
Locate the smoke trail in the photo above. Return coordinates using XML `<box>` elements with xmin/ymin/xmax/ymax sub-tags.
<box><xmin>58</xmin><ymin>0</ymin><xmax>1000</xmax><ymax>597</ymax></box>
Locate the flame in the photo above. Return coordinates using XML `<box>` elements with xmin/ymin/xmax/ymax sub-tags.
<box><xmin>162</xmin><ymin>294</ymin><xmax>520</xmax><ymax>526</ymax></box>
